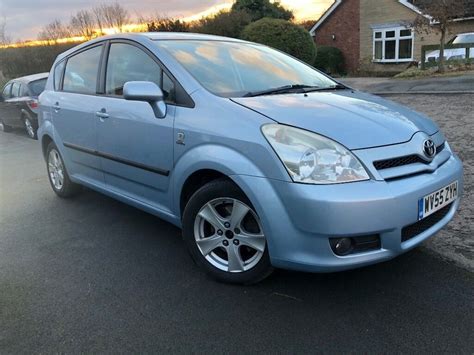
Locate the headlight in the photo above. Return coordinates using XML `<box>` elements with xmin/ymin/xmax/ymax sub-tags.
<box><xmin>262</xmin><ymin>124</ymin><xmax>370</xmax><ymax>184</ymax></box>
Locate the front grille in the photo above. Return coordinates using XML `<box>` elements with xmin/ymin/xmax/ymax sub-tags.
<box><xmin>374</xmin><ymin>142</ymin><xmax>445</xmax><ymax>171</ymax></box>
<box><xmin>401</xmin><ymin>203</ymin><xmax>452</xmax><ymax>242</ymax></box>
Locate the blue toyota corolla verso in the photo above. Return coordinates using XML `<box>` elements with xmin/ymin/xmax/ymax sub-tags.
<box><xmin>38</xmin><ymin>33</ymin><xmax>463</xmax><ymax>284</ymax></box>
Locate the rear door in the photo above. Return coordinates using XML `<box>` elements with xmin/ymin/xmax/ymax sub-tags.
<box><xmin>53</xmin><ymin>44</ymin><xmax>106</xmax><ymax>185</ymax></box>
<box><xmin>95</xmin><ymin>41</ymin><xmax>175</xmax><ymax>210</ymax></box>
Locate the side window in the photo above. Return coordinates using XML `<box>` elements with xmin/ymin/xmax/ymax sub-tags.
<box><xmin>11</xmin><ymin>82</ymin><xmax>21</xmax><ymax>98</ymax></box>
<box><xmin>63</xmin><ymin>45</ymin><xmax>103</xmax><ymax>94</ymax></box>
<box><xmin>162</xmin><ymin>71</ymin><xmax>176</xmax><ymax>103</ymax></box>
<box><xmin>20</xmin><ymin>84</ymin><xmax>30</xmax><ymax>97</ymax></box>
<box><xmin>2</xmin><ymin>84</ymin><xmax>12</xmax><ymax>99</ymax></box>
<box><xmin>54</xmin><ymin>60</ymin><xmax>65</xmax><ymax>91</ymax></box>
<box><xmin>106</xmin><ymin>43</ymin><xmax>174</xmax><ymax>102</ymax></box>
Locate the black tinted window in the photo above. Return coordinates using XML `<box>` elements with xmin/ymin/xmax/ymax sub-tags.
<box><xmin>2</xmin><ymin>84</ymin><xmax>12</xmax><ymax>99</ymax></box>
<box><xmin>29</xmin><ymin>79</ymin><xmax>47</xmax><ymax>96</ymax></box>
<box><xmin>106</xmin><ymin>43</ymin><xmax>162</xmax><ymax>96</ymax></box>
<box><xmin>54</xmin><ymin>61</ymin><xmax>65</xmax><ymax>90</ymax></box>
<box><xmin>11</xmin><ymin>82</ymin><xmax>21</xmax><ymax>98</ymax></box>
<box><xmin>63</xmin><ymin>45</ymin><xmax>103</xmax><ymax>94</ymax></box>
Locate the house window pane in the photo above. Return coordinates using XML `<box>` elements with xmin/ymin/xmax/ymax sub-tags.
<box><xmin>386</xmin><ymin>31</ymin><xmax>395</xmax><ymax>38</ymax></box>
<box><xmin>375</xmin><ymin>32</ymin><xmax>382</xmax><ymax>39</ymax></box>
<box><xmin>375</xmin><ymin>41</ymin><xmax>383</xmax><ymax>59</ymax></box>
<box><xmin>385</xmin><ymin>40</ymin><xmax>396</xmax><ymax>59</ymax></box>
<box><xmin>400</xmin><ymin>29</ymin><xmax>411</xmax><ymax>37</ymax></box>
<box><xmin>399</xmin><ymin>39</ymin><xmax>412</xmax><ymax>59</ymax></box>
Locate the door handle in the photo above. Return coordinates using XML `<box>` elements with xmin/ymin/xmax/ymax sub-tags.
<box><xmin>53</xmin><ymin>102</ymin><xmax>60</xmax><ymax>113</ymax></box>
<box><xmin>96</xmin><ymin>108</ymin><xmax>109</xmax><ymax>119</ymax></box>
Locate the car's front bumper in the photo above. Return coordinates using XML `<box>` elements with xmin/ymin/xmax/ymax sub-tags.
<box><xmin>233</xmin><ymin>153</ymin><xmax>463</xmax><ymax>273</ymax></box>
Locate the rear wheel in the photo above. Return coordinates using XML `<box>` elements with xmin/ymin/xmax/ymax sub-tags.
<box><xmin>24</xmin><ymin>116</ymin><xmax>37</xmax><ymax>139</ymax></box>
<box><xmin>182</xmin><ymin>179</ymin><xmax>273</xmax><ymax>284</ymax></box>
<box><xmin>46</xmin><ymin>142</ymin><xmax>80</xmax><ymax>198</ymax></box>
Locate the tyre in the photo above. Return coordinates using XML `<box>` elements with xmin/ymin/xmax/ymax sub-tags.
<box><xmin>46</xmin><ymin>142</ymin><xmax>80</xmax><ymax>198</ymax></box>
<box><xmin>24</xmin><ymin>116</ymin><xmax>37</xmax><ymax>140</ymax></box>
<box><xmin>182</xmin><ymin>179</ymin><xmax>273</xmax><ymax>284</ymax></box>
<box><xmin>0</xmin><ymin>119</ymin><xmax>13</xmax><ymax>132</ymax></box>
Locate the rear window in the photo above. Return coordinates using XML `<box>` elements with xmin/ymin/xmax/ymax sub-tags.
<box><xmin>28</xmin><ymin>79</ymin><xmax>47</xmax><ymax>96</ymax></box>
<box><xmin>453</xmin><ymin>33</ymin><xmax>474</xmax><ymax>44</ymax></box>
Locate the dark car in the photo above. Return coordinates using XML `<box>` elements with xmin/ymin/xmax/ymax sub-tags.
<box><xmin>0</xmin><ymin>73</ymin><xmax>48</xmax><ymax>139</ymax></box>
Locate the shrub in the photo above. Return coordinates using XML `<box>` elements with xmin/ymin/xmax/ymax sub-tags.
<box><xmin>314</xmin><ymin>46</ymin><xmax>345</xmax><ymax>75</ymax></box>
<box><xmin>241</xmin><ymin>18</ymin><xmax>316</xmax><ymax>64</ymax></box>
<box><xmin>192</xmin><ymin>10</ymin><xmax>252</xmax><ymax>39</ymax></box>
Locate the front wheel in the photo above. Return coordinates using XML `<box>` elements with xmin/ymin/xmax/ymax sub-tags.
<box><xmin>182</xmin><ymin>179</ymin><xmax>273</xmax><ymax>284</ymax></box>
<box><xmin>46</xmin><ymin>142</ymin><xmax>80</xmax><ymax>198</ymax></box>
<box><xmin>0</xmin><ymin>119</ymin><xmax>13</xmax><ymax>132</ymax></box>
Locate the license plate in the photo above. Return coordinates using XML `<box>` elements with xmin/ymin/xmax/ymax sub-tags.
<box><xmin>418</xmin><ymin>181</ymin><xmax>458</xmax><ymax>220</ymax></box>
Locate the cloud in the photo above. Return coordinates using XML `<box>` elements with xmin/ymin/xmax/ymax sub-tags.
<box><xmin>1</xmin><ymin>0</ymin><xmax>332</xmax><ymax>41</ymax></box>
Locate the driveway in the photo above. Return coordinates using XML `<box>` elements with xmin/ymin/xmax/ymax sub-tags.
<box><xmin>1</xmin><ymin>95</ymin><xmax>473</xmax><ymax>353</ymax></box>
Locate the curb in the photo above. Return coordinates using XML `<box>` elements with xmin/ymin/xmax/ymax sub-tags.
<box><xmin>370</xmin><ymin>91</ymin><xmax>474</xmax><ymax>95</ymax></box>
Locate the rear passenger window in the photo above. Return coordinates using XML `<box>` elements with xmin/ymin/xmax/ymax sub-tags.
<box><xmin>11</xmin><ymin>82</ymin><xmax>21</xmax><ymax>98</ymax></box>
<box><xmin>63</xmin><ymin>45</ymin><xmax>103</xmax><ymax>94</ymax></box>
<box><xmin>105</xmin><ymin>42</ymin><xmax>175</xmax><ymax>102</ymax></box>
<box><xmin>54</xmin><ymin>60</ymin><xmax>65</xmax><ymax>91</ymax></box>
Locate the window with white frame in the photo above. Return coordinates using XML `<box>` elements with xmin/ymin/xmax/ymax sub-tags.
<box><xmin>373</xmin><ymin>27</ymin><xmax>414</xmax><ymax>62</ymax></box>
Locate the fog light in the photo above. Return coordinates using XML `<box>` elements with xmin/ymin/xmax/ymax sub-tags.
<box><xmin>330</xmin><ymin>237</ymin><xmax>353</xmax><ymax>256</ymax></box>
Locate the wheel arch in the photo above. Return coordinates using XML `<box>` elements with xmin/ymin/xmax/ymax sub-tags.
<box><xmin>41</xmin><ymin>134</ymin><xmax>54</xmax><ymax>160</ymax></box>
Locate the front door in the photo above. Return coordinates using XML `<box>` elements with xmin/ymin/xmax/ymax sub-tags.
<box><xmin>95</xmin><ymin>42</ymin><xmax>176</xmax><ymax>211</ymax></box>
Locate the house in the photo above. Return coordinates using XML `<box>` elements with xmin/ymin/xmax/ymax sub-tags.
<box><xmin>310</xmin><ymin>0</ymin><xmax>474</xmax><ymax>74</ymax></box>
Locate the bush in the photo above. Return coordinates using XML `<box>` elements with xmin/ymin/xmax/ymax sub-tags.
<box><xmin>314</xmin><ymin>46</ymin><xmax>345</xmax><ymax>75</ymax></box>
<box><xmin>0</xmin><ymin>43</ymin><xmax>76</xmax><ymax>79</ymax></box>
<box><xmin>193</xmin><ymin>10</ymin><xmax>252</xmax><ymax>38</ymax></box>
<box><xmin>241</xmin><ymin>18</ymin><xmax>316</xmax><ymax>64</ymax></box>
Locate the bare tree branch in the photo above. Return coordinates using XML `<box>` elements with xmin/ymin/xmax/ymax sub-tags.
<box><xmin>70</xmin><ymin>10</ymin><xmax>96</xmax><ymax>39</ymax></box>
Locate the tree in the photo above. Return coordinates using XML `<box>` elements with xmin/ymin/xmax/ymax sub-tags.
<box><xmin>193</xmin><ymin>10</ymin><xmax>252</xmax><ymax>38</ymax></box>
<box><xmin>144</xmin><ymin>16</ymin><xmax>190</xmax><ymax>32</ymax></box>
<box><xmin>96</xmin><ymin>2</ymin><xmax>130</xmax><ymax>33</ymax></box>
<box><xmin>411</xmin><ymin>0</ymin><xmax>467</xmax><ymax>72</ymax></box>
<box><xmin>38</xmin><ymin>20</ymin><xmax>71</xmax><ymax>43</ymax></box>
<box><xmin>241</xmin><ymin>18</ymin><xmax>316</xmax><ymax>64</ymax></box>
<box><xmin>0</xmin><ymin>16</ymin><xmax>11</xmax><ymax>46</ymax></box>
<box><xmin>70</xmin><ymin>10</ymin><xmax>96</xmax><ymax>39</ymax></box>
<box><xmin>232</xmin><ymin>0</ymin><xmax>293</xmax><ymax>21</ymax></box>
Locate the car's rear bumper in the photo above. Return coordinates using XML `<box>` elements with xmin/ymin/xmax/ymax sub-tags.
<box><xmin>233</xmin><ymin>153</ymin><xmax>463</xmax><ymax>273</ymax></box>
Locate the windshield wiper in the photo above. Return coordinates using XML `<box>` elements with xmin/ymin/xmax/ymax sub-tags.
<box><xmin>303</xmin><ymin>83</ymin><xmax>348</xmax><ymax>93</ymax></box>
<box><xmin>243</xmin><ymin>84</ymin><xmax>320</xmax><ymax>97</ymax></box>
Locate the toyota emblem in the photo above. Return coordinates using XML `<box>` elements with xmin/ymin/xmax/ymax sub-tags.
<box><xmin>423</xmin><ymin>139</ymin><xmax>436</xmax><ymax>158</ymax></box>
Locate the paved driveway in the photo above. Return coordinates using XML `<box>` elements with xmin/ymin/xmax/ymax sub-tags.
<box><xmin>0</xmin><ymin>95</ymin><xmax>473</xmax><ymax>353</ymax></box>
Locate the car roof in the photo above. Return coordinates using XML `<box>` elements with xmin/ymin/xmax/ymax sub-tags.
<box><xmin>56</xmin><ymin>32</ymin><xmax>247</xmax><ymax>62</ymax></box>
<box><xmin>10</xmin><ymin>72</ymin><xmax>49</xmax><ymax>84</ymax></box>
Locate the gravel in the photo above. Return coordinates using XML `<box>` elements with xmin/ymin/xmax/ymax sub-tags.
<box><xmin>387</xmin><ymin>94</ymin><xmax>474</xmax><ymax>271</ymax></box>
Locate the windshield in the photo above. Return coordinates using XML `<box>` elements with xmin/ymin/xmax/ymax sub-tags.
<box><xmin>28</xmin><ymin>78</ymin><xmax>47</xmax><ymax>96</ymax></box>
<box><xmin>453</xmin><ymin>33</ymin><xmax>474</xmax><ymax>44</ymax></box>
<box><xmin>156</xmin><ymin>40</ymin><xmax>337</xmax><ymax>97</ymax></box>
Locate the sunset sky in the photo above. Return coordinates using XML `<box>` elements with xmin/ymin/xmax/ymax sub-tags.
<box><xmin>0</xmin><ymin>0</ymin><xmax>334</xmax><ymax>41</ymax></box>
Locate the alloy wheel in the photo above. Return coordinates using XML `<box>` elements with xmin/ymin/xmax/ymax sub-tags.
<box><xmin>194</xmin><ymin>198</ymin><xmax>266</xmax><ymax>273</ymax></box>
<box><xmin>48</xmin><ymin>149</ymin><xmax>64</xmax><ymax>190</ymax></box>
<box><xmin>25</xmin><ymin>118</ymin><xmax>35</xmax><ymax>138</ymax></box>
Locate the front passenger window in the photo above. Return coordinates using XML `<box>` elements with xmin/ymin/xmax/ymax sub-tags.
<box><xmin>2</xmin><ymin>84</ymin><xmax>12</xmax><ymax>99</ymax></box>
<box><xmin>106</xmin><ymin>43</ymin><xmax>175</xmax><ymax>102</ymax></box>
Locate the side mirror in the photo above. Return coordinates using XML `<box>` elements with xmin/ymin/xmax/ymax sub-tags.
<box><xmin>123</xmin><ymin>81</ymin><xmax>167</xmax><ymax>118</ymax></box>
